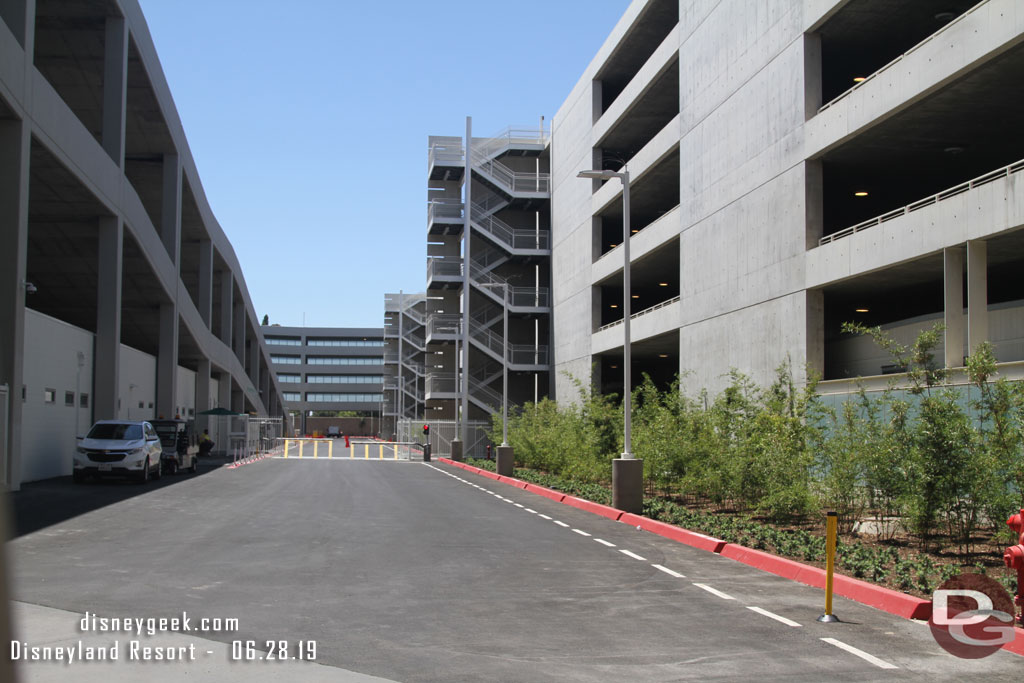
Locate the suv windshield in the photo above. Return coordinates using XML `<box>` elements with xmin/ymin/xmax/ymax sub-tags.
<box><xmin>87</xmin><ymin>423</ymin><xmax>143</xmax><ymax>441</ymax></box>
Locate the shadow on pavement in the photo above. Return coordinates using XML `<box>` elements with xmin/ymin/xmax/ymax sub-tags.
<box><xmin>7</xmin><ymin>455</ymin><xmax>233</xmax><ymax>538</ymax></box>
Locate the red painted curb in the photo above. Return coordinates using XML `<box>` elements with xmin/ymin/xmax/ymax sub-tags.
<box><xmin>522</xmin><ymin>483</ymin><xmax>566</xmax><ymax>503</ymax></box>
<box><xmin>1003</xmin><ymin>628</ymin><xmax>1024</xmax><ymax>656</ymax></box>
<box><xmin>620</xmin><ymin>513</ymin><xmax>726</xmax><ymax>553</ymax></box>
<box><xmin>433</xmin><ymin>458</ymin><xmax>1014</xmax><ymax>648</ymax></box>
<box><xmin>718</xmin><ymin>544</ymin><xmax>931</xmax><ymax>621</ymax></box>
<box><xmin>563</xmin><ymin>496</ymin><xmax>623</xmax><ymax>521</ymax></box>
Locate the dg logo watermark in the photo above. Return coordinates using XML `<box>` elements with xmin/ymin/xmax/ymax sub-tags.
<box><xmin>929</xmin><ymin>573</ymin><xmax>1017</xmax><ymax>659</ymax></box>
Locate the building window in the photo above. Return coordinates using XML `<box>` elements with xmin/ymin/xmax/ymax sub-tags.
<box><xmin>80</xmin><ymin>393</ymin><xmax>89</xmax><ymax>408</ymax></box>
<box><xmin>138</xmin><ymin>401</ymin><xmax>144</xmax><ymax>409</ymax></box>
<box><xmin>277</xmin><ymin>374</ymin><xmax>301</xmax><ymax>383</ymax></box>
<box><xmin>305</xmin><ymin>393</ymin><xmax>383</xmax><ymax>402</ymax></box>
<box><xmin>306</xmin><ymin>375</ymin><xmax>382</xmax><ymax>384</ymax></box>
<box><xmin>306</xmin><ymin>357</ymin><xmax>381</xmax><ymax>366</ymax></box>
<box><xmin>282</xmin><ymin>392</ymin><xmax>301</xmax><ymax>402</ymax></box>
<box><xmin>44</xmin><ymin>388</ymin><xmax>55</xmax><ymax>404</ymax></box>
<box><xmin>65</xmin><ymin>391</ymin><xmax>75</xmax><ymax>406</ymax></box>
<box><xmin>306</xmin><ymin>339</ymin><xmax>385</xmax><ymax>347</ymax></box>
<box><xmin>270</xmin><ymin>355</ymin><xmax>302</xmax><ymax>365</ymax></box>
<box><xmin>265</xmin><ymin>337</ymin><xmax>302</xmax><ymax>346</ymax></box>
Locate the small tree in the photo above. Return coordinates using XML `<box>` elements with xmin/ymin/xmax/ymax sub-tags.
<box><xmin>261</xmin><ymin>314</ymin><xmax>269</xmax><ymax>326</ymax></box>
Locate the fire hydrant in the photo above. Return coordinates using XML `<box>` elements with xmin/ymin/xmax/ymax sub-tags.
<box><xmin>1003</xmin><ymin>508</ymin><xmax>1024</xmax><ymax>625</ymax></box>
<box><xmin>486</xmin><ymin>444</ymin><xmax>492</xmax><ymax>460</ymax></box>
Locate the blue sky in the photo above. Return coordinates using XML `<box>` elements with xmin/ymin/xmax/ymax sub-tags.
<box><xmin>137</xmin><ymin>0</ymin><xmax>631</xmax><ymax>328</ymax></box>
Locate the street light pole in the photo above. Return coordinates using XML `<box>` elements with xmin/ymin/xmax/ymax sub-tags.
<box><xmin>577</xmin><ymin>167</ymin><xmax>641</xmax><ymax>513</ymax></box>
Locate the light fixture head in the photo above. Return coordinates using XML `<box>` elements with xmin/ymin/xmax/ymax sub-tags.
<box><xmin>854</xmin><ymin>191</ymin><xmax>868</xmax><ymax>197</ymax></box>
<box><xmin>658</xmin><ymin>282</ymin><xmax>668</xmax><ymax>287</ymax></box>
<box><xmin>577</xmin><ymin>169</ymin><xmax>619</xmax><ymax>180</ymax></box>
<box><xmin>853</xmin><ymin>77</ymin><xmax>866</xmax><ymax>83</ymax></box>
<box><xmin>855</xmin><ymin>308</ymin><xmax>869</xmax><ymax>313</ymax></box>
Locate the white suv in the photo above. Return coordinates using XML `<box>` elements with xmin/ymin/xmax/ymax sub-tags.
<box><xmin>74</xmin><ymin>420</ymin><xmax>163</xmax><ymax>484</ymax></box>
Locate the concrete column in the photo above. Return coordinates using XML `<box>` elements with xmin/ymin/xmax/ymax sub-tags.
<box><xmin>219</xmin><ymin>271</ymin><xmax>233</xmax><ymax>346</ymax></box>
<box><xmin>101</xmin><ymin>14</ymin><xmax>128</xmax><ymax>167</ymax></box>
<box><xmin>806</xmin><ymin>289</ymin><xmax>824</xmax><ymax>378</ymax></box>
<box><xmin>250</xmin><ymin>341</ymin><xmax>260</xmax><ymax>406</ymax></box>
<box><xmin>156</xmin><ymin>303</ymin><xmax>178</xmax><ymax>418</ymax></box>
<box><xmin>803</xmin><ymin>33</ymin><xmax>822</xmax><ymax>119</ymax></box>
<box><xmin>460</xmin><ymin>117</ymin><xmax>472</xmax><ymax>445</ymax></box>
<box><xmin>195</xmin><ymin>358</ymin><xmax>211</xmax><ymax>434</ymax></box>
<box><xmin>0</xmin><ymin>0</ymin><xmax>32</xmax><ymax>49</ymax></box>
<box><xmin>95</xmin><ymin>216</ymin><xmax>123</xmax><ymax>421</ymax></box>
<box><xmin>161</xmin><ymin>153</ymin><xmax>182</xmax><ymax>265</ymax></box>
<box><xmin>0</xmin><ymin>117</ymin><xmax>30</xmax><ymax>491</ymax></box>
<box><xmin>198</xmin><ymin>240</ymin><xmax>213</xmax><ymax>328</ymax></box>
<box><xmin>967</xmin><ymin>240</ymin><xmax>988</xmax><ymax>356</ymax></box>
<box><xmin>233</xmin><ymin>296</ymin><xmax>246</xmax><ymax>366</ymax></box>
<box><xmin>260</xmin><ymin>361</ymin><xmax>270</xmax><ymax>413</ymax></box>
<box><xmin>804</xmin><ymin>159</ymin><xmax>823</xmax><ymax>248</ymax></box>
<box><xmin>943</xmin><ymin>246</ymin><xmax>965</xmax><ymax>368</ymax></box>
<box><xmin>217</xmin><ymin>372</ymin><xmax>231</xmax><ymax>412</ymax></box>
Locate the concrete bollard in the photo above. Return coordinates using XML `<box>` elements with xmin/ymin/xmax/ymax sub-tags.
<box><xmin>611</xmin><ymin>458</ymin><xmax>643</xmax><ymax>514</ymax></box>
<box><xmin>450</xmin><ymin>439</ymin><xmax>463</xmax><ymax>462</ymax></box>
<box><xmin>496</xmin><ymin>445</ymin><xmax>514</xmax><ymax>476</ymax></box>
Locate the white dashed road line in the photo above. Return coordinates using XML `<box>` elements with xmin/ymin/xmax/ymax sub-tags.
<box><xmin>693</xmin><ymin>583</ymin><xmax>734</xmax><ymax>600</ymax></box>
<box><xmin>594</xmin><ymin>538</ymin><xmax>616</xmax><ymax>547</ymax></box>
<box><xmin>619</xmin><ymin>549</ymin><xmax>647</xmax><ymax>561</ymax></box>
<box><xmin>746</xmin><ymin>606</ymin><xmax>801</xmax><ymax>627</ymax></box>
<box><xmin>820</xmin><ymin>638</ymin><xmax>898</xmax><ymax>670</ymax></box>
<box><xmin>651</xmin><ymin>564</ymin><xmax>685</xmax><ymax>578</ymax></box>
<box><xmin>524</xmin><ymin>508</ymin><xmax>537</xmax><ymax>514</ymax></box>
<box><xmin>514</xmin><ymin>503</ymin><xmax>524</xmax><ymax>508</ymax></box>
<box><xmin>539</xmin><ymin>514</ymin><xmax>552</xmax><ymax>520</ymax></box>
<box><xmin>572</xmin><ymin>529</ymin><xmax>591</xmax><ymax>536</ymax></box>
<box><xmin>553</xmin><ymin>520</ymin><xmax>570</xmax><ymax>528</ymax></box>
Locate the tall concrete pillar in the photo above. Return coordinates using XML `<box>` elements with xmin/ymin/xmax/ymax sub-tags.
<box><xmin>161</xmin><ymin>154</ymin><xmax>181</xmax><ymax>264</ymax></box>
<box><xmin>249</xmin><ymin>337</ymin><xmax>260</xmax><ymax>396</ymax></box>
<box><xmin>967</xmin><ymin>240</ymin><xmax>988</xmax><ymax>356</ymax></box>
<box><xmin>195</xmin><ymin>358</ymin><xmax>211</xmax><ymax>434</ymax></box>
<box><xmin>806</xmin><ymin>289</ymin><xmax>824</xmax><ymax>378</ymax></box>
<box><xmin>0</xmin><ymin>117</ymin><xmax>30</xmax><ymax>491</ymax></box>
<box><xmin>261</xmin><ymin>361</ymin><xmax>270</xmax><ymax>413</ymax></box>
<box><xmin>943</xmin><ymin>246</ymin><xmax>965</xmax><ymax>368</ymax></box>
<box><xmin>233</xmin><ymin>297</ymin><xmax>246</xmax><ymax>366</ymax></box>
<box><xmin>101</xmin><ymin>14</ymin><xmax>128</xmax><ymax>167</ymax></box>
<box><xmin>219</xmin><ymin>271</ymin><xmax>233</xmax><ymax>347</ymax></box>
<box><xmin>95</xmin><ymin>216</ymin><xmax>123</xmax><ymax>421</ymax></box>
<box><xmin>156</xmin><ymin>303</ymin><xmax>178</xmax><ymax>418</ymax></box>
<box><xmin>198</xmin><ymin>240</ymin><xmax>213</xmax><ymax>328</ymax></box>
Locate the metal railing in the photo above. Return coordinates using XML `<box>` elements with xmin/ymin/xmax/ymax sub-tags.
<box><xmin>473</xmin><ymin>126</ymin><xmax>549</xmax><ymax>162</ymax></box>
<box><xmin>819</xmin><ymin>157</ymin><xmax>1024</xmax><ymax>246</ymax></box>
<box><xmin>471</xmin><ymin>199</ymin><xmax>550</xmax><ymax>251</ymax></box>
<box><xmin>427</xmin><ymin>199</ymin><xmax>464</xmax><ymax>224</ymax></box>
<box><xmin>509</xmin><ymin>344</ymin><xmax>548</xmax><ymax>366</ymax></box>
<box><xmin>468</xmin><ymin>375</ymin><xmax>503</xmax><ymax>411</ymax></box>
<box><xmin>468</xmin><ymin>318</ymin><xmax>506</xmax><ymax>360</ymax></box>
<box><xmin>818</xmin><ymin>2</ymin><xmax>982</xmax><ymax>113</ymax></box>
<box><xmin>427</xmin><ymin>313</ymin><xmax>462</xmax><ymax>337</ymax></box>
<box><xmin>428</xmin><ymin>137</ymin><xmax>464</xmax><ymax>169</ymax></box>
<box><xmin>425</xmin><ymin>372</ymin><xmax>457</xmax><ymax>395</ymax></box>
<box><xmin>468</xmin><ymin>265</ymin><xmax>550</xmax><ymax>308</ymax></box>
<box><xmin>427</xmin><ymin>257</ymin><xmax>463</xmax><ymax>279</ymax></box>
<box><xmin>402</xmin><ymin>326</ymin><xmax>426</xmax><ymax>350</ymax></box>
<box><xmin>598</xmin><ymin>296</ymin><xmax>681</xmax><ymax>332</ymax></box>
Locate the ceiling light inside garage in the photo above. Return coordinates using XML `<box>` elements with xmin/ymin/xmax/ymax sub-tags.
<box><xmin>854</xmin><ymin>191</ymin><xmax>868</xmax><ymax>197</ymax></box>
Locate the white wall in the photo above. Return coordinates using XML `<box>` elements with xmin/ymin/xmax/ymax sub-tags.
<box><xmin>21</xmin><ymin>310</ymin><xmax>94</xmax><ymax>483</ymax></box>
<box><xmin>22</xmin><ymin>308</ymin><xmax>203</xmax><ymax>482</ymax></box>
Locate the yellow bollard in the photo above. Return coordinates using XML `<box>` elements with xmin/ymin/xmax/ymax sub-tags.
<box><xmin>329</xmin><ymin>440</ymin><xmax>333</xmax><ymax>459</ymax></box>
<box><xmin>817</xmin><ymin>511</ymin><xmax>840</xmax><ymax>623</ymax></box>
<box><xmin>379</xmin><ymin>444</ymin><xmax>384</xmax><ymax>459</ymax></box>
<box><xmin>298</xmin><ymin>441</ymin><xmax>304</xmax><ymax>459</ymax></box>
<box><xmin>313</xmin><ymin>440</ymin><xmax>319</xmax><ymax>459</ymax></box>
<box><xmin>284</xmin><ymin>440</ymin><xmax>289</xmax><ymax>458</ymax></box>
<box><xmin>349</xmin><ymin>443</ymin><xmax>354</xmax><ymax>459</ymax></box>
<box><xmin>364</xmin><ymin>443</ymin><xmax>369</xmax><ymax>459</ymax></box>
